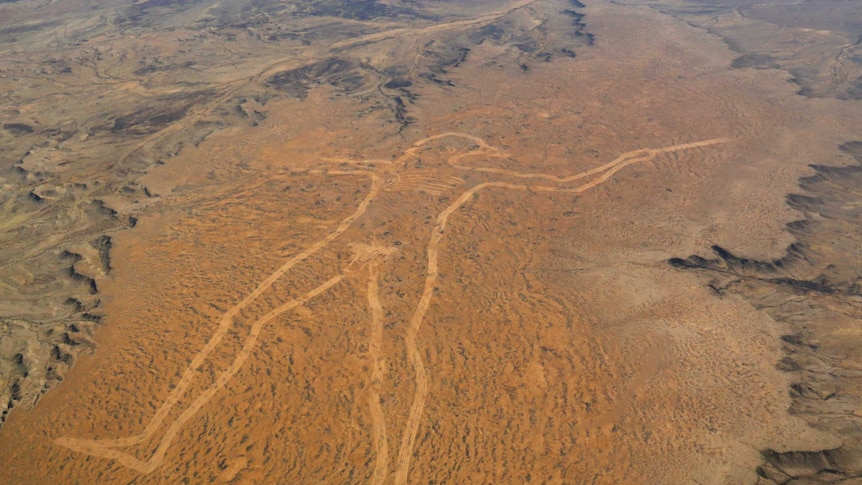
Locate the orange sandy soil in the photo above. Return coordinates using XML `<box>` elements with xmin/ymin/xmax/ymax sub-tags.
<box><xmin>1</xmin><ymin>1</ymin><xmax>860</xmax><ymax>484</ymax></box>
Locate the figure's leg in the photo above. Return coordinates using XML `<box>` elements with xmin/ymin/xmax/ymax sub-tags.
<box><xmin>57</xmin><ymin>272</ymin><xmax>348</xmax><ymax>473</ymax></box>
<box><xmin>366</xmin><ymin>260</ymin><xmax>390</xmax><ymax>485</ymax></box>
<box><xmin>56</xmin><ymin>171</ymin><xmax>381</xmax><ymax>472</ymax></box>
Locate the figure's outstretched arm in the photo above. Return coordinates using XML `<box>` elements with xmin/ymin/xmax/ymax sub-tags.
<box><xmin>450</xmin><ymin>138</ymin><xmax>729</xmax><ymax>189</ymax></box>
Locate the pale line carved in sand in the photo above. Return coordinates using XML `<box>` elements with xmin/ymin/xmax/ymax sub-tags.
<box><xmin>366</xmin><ymin>261</ymin><xmax>390</xmax><ymax>485</ymax></box>
<box><xmin>390</xmin><ymin>136</ymin><xmax>729</xmax><ymax>485</ymax></box>
<box><xmin>56</xmin><ymin>171</ymin><xmax>381</xmax><ymax>471</ymax></box>
<box><xmin>57</xmin><ymin>243</ymin><xmax>397</xmax><ymax>474</ymax></box>
<box><xmin>56</xmin><ymin>272</ymin><xmax>348</xmax><ymax>473</ymax></box>
<box><xmin>56</xmin><ymin>132</ymin><xmax>727</xmax><ymax>480</ymax></box>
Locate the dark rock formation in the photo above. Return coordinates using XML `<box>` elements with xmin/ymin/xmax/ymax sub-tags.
<box><xmin>670</xmin><ymin>142</ymin><xmax>862</xmax><ymax>483</ymax></box>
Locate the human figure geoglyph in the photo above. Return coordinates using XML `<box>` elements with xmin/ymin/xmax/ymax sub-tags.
<box><xmin>57</xmin><ymin>132</ymin><xmax>727</xmax><ymax>484</ymax></box>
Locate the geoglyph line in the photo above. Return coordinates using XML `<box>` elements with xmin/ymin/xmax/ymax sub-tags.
<box><xmin>55</xmin><ymin>131</ymin><xmax>727</xmax><ymax>479</ymax></box>
<box><xmin>447</xmin><ymin>137</ymin><xmax>728</xmax><ymax>182</ymax></box>
<box><xmin>56</xmin><ymin>271</ymin><xmax>349</xmax><ymax>473</ymax></box>
<box><xmin>366</xmin><ymin>262</ymin><xmax>390</xmax><ymax>485</ymax></box>
<box><xmin>55</xmin><ymin>171</ymin><xmax>380</xmax><ymax>457</ymax></box>
<box><xmin>390</xmin><ymin>137</ymin><xmax>728</xmax><ymax>484</ymax></box>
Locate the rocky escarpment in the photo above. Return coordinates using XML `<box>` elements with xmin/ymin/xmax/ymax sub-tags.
<box><xmin>670</xmin><ymin>142</ymin><xmax>862</xmax><ymax>483</ymax></box>
<box><xmin>0</xmin><ymin>237</ymin><xmax>111</xmax><ymax>426</ymax></box>
<box><xmin>265</xmin><ymin>0</ymin><xmax>594</xmax><ymax>131</ymax></box>
<box><xmin>623</xmin><ymin>0</ymin><xmax>862</xmax><ymax>101</ymax></box>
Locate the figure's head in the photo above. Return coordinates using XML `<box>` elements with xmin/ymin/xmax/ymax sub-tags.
<box><xmin>394</xmin><ymin>132</ymin><xmax>508</xmax><ymax>172</ymax></box>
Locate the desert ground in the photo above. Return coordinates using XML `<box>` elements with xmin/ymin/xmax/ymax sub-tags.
<box><xmin>1</xmin><ymin>0</ymin><xmax>861</xmax><ymax>483</ymax></box>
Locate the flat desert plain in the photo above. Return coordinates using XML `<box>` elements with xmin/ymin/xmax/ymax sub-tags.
<box><xmin>1</xmin><ymin>0</ymin><xmax>862</xmax><ymax>483</ymax></box>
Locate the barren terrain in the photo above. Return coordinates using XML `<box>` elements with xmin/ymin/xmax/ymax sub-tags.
<box><xmin>1</xmin><ymin>0</ymin><xmax>861</xmax><ymax>483</ymax></box>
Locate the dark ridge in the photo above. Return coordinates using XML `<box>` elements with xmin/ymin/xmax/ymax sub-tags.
<box><xmin>93</xmin><ymin>235</ymin><xmax>112</xmax><ymax>273</ymax></box>
<box><xmin>109</xmin><ymin>90</ymin><xmax>214</xmax><ymax>136</ymax></box>
<box><xmin>785</xmin><ymin>220</ymin><xmax>808</xmax><ymax>232</ymax></box>
<box><xmin>266</xmin><ymin>58</ymin><xmax>358</xmax><ymax>100</ymax></box>
<box><xmin>840</xmin><ymin>76</ymin><xmax>862</xmax><ymax>101</ymax></box>
<box><xmin>0</xmin><ymin>20</ymin><xmax>62</xmax><ymax>37</ymax></box>
<box><xmin>3</xmin><ymin>123</ymin><xmax>34</xmax><ymax>135</ymax></box>
<box><xmin>424</xmin><ymin>45</ymin><xmax>471</xmax><ymax>75</ymax></box>
<box><xmin>384</xmin><ymin>79</ymin><xmax>412</xmax><ymax>89</ymax></box>
<box><xmin>469</xmin><ymin>24</ymin><xmax>507</xmax><ymax>44</ymax></box>
<box><xmin>394</xmin><ymin>108</ymin><xmax>415</xmax><ymax>128</ymax></box>
<box><xmin>779</xmin><ymin>334</ymin><xmax>819</xmax><ymax>350</ymax></box>
<box><xmin>515</xmin><ymin>41</ymin><xmax>538</xmax><ymax>54</ymax></box>
<box><xmin>668</xmin><ymin>141</ymin><xmax>862</xmax><ymax>482</ymax></box>
<box><xmin>266</xmin><ymin>31</ymin><xmax>309</xmax><ymax>44</ymax></box>
<box><xmin>82</xmin><ymin>312</ymin><xmax>102</xmax><ymax>322</ymax></box>
<box><xmin>269</xmin><ymin>58</ymin><xmax>414</xmax><ymax>127</ymax></box>
<box><xmin>451</xmin><ymin>47</ymin><xmax>470</xmax><ymax>68</ymax></box>
<box><xmin>87</xmin><ymin>200</ymin><xmax>117</xmax><ymax>219</ymax></box>
<box><xmin>293</xmin><ymin>0</ymin><xmax>435</xmax><ymax>21</ymax></box>
<box><xmin>375</xmin><ymin>68</ymin><xmax>417</xmax><ymax>132</ymax></box>
<box><xmin>64</xmin><ymin>258</ymin><xmax>98</xmax><ymax>294</ymax></box>
<box><xmin>803</xmin><ymin>163</ymin><xmax>862</xmax><ymax>184</ymax></box>
<box><xmin>758</xmin><ymin>448</ymin><xmax>853</xmax><ymax>483</ymax></box>
<box><xmin>136</xmin><ymin>0</ymin><xmax>195</xmax><ymax>9</ymax></box>
<box><xmin>65</xmin><ymin>297</ymin><xmax>85</xmax><ymax>312</ymax></box>
<box><xmin>770</xmin><ymin>276</ymin><xmax>835</xmax><ymax>294</ymax></box>
<box><xmin>420</xmin><ymin>72</ymin><xmax>454</xmax><ymax>87</ymax></box>
<box><xmin>115</xmin><ymin>0</ymin><xmax>204</xmax><ymax>27</ymax></box>
<box><xmin>562</xmin><ymin>3</ymin><xmax>594</xmax><ymax>46</ymax></box>
<box><xmin>112</xmin><ymin>105</ymin><xmax>190</xmax><ymax>135</ymax></box>
<box><xmin>50</xmin><ymin>345</ymin><xmax>72</xmax><ymax>364</ymax></box>
<box><xmin>840</xmin><ymin>141</ymin><xmax>862</xmax><ymax>159</ymax></box>
<box><xmin>671</xmin><ymin>245</ymin><xmax>786</xmax><ymax>274</ymax></box>
<box><xmin>133</xmin><ymin>64</ymin><xmax>160</xmax><ymax>76</ymax></box>
<box><xmin>561</xmin><ymin>9</ymin><xmax>584</xmax><ymax>20</ymax></box>
<box><xmin>731</xmin><ymin>53</ymin><xmax>777</xmax><ymax>69</ymax></box>
<box><xmin>786</xmin><ymin>193</ymin><xmax>823</xmax><ymax>210</ymax></box>
<box><xmin>671</xmin><ymin>245</ymin><xmax>840</xmax><ymax>294</ymax></box>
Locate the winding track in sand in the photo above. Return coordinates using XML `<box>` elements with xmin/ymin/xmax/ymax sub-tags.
<box><xmin>366</xmin><ymin>262</ymin><xmax>390</xmax><ymax>485</ymax></box>
<box><xmin>56</xmin><ymin>272</ymin><xmax>350</xmax><ymax>473</ymax></box>
<box><xmin>55</xmin><ymin>132</ymin><xmax>727</xmax><ymax>479</ymax></box>
<box><xmin>390</xmin><ymin>137</ymin><xmax>727</xmax><ymax>483</ymax></box>
<box><xmin>56</xmin><ymin>170</ymin><xmax>381</xmax><ymax>470</ymax></box>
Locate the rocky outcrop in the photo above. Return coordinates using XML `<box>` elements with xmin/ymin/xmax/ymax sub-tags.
<box><xmin>671</xmin><ymin>142</ymin><xmax>862</xmax><ymax>483</ymax></box>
